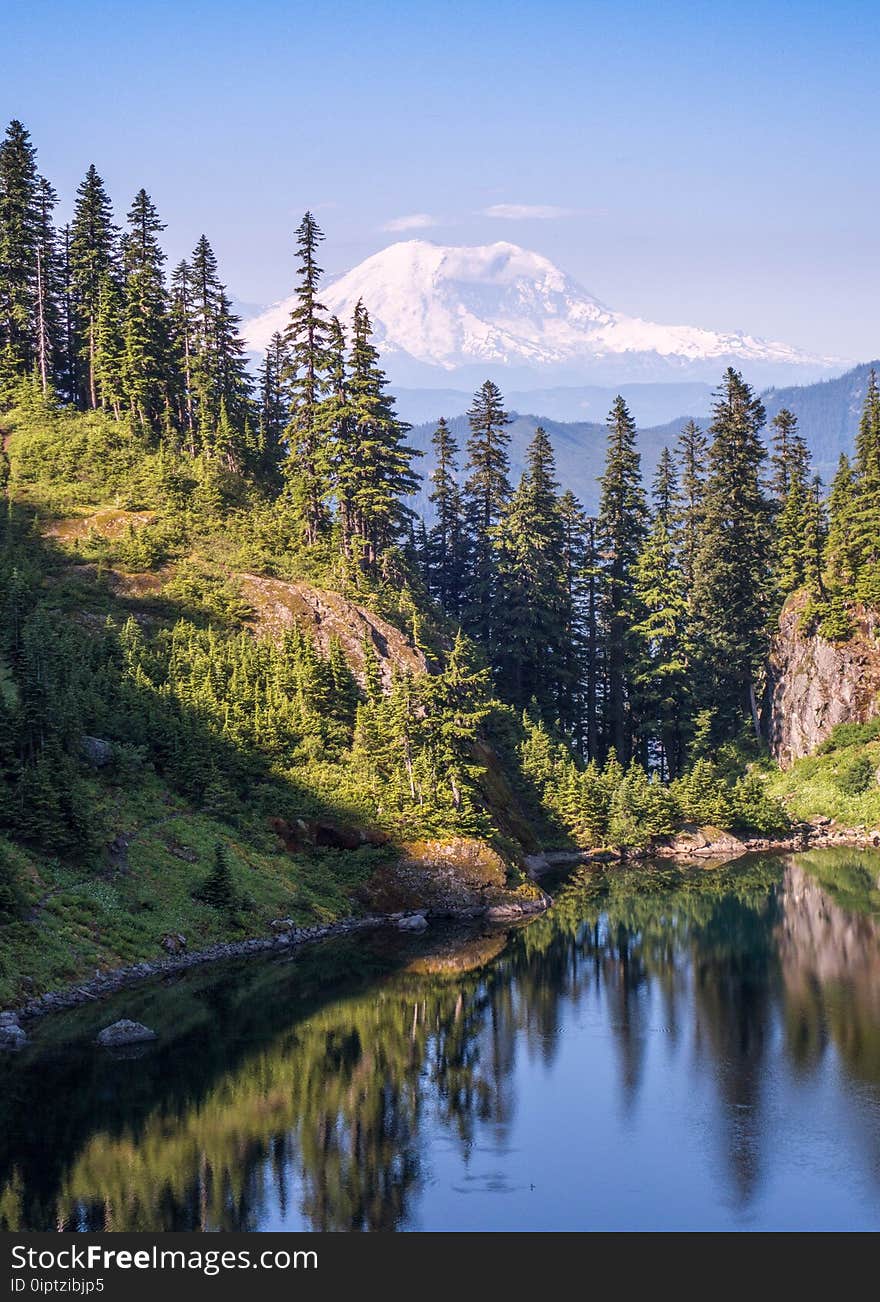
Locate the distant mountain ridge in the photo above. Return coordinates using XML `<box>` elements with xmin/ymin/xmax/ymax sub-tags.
<box><xmin>244</xmin><ymin>239</ymin><xmax>843</xmax><ymax>389</ymax></box>
<box><xmin>407</xmin><ymin>362</ymin><xmax>879</xmax><ymax>515</ymax></box>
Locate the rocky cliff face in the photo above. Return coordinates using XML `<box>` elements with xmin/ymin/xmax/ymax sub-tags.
<box><xmin>239</xmin><ymin>574</ymin><xmax>428</xmax><ymax>691</ymax></box>
<box><xmin>768</xmin><ymin>593</ymin><xmax>880</xmax><ymax>767</ymax></box>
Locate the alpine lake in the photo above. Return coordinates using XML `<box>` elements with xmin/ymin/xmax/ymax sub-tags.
<box><xmin>2</xmin><ymin>847</ymin><xmax>880</xmax><ymax>1232</ymax></box>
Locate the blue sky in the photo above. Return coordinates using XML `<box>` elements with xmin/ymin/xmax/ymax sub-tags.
<box><xmin>5</xmin><ymin>0</ymin><xmax>879</xmax><ymax>360</ymax></box>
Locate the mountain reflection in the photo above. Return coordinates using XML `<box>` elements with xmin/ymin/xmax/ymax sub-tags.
<box><xmin>1</xmin><ymin>848</ymin><xmax>879</xmax><ymax>1232</ymax></box>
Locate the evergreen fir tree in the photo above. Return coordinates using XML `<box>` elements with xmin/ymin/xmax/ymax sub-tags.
<box><xmin>673</xmin><ymin>419</ymin><xmax>707</xmax><ymax>591</ymax></box>
<box><xmin>121</xmin><ymin>189</ymin><xmax>172</xmax><ymax>434</ymax></box>
<box><xmin>852</xmin><ymin>371</ymin><xmax>880</xmax><ymax>596</ymax></box>
<box><xmin>69</xmin><ymin>164</ymin><xmax>119</xmax><ymax>409</ymax></box>
<box><xmin>596</xmin><ymin>395</ymin><xmax>647</xmax><ymax>760</ymax></box>
<box><xmin>461</xmin><ymin>381</ymin><xmax>512</xmax><ymax>652</ymax></box>
<box><xmin>768</xmin><ymin>407</ymin><xmax>807</xmax><ymax>502</ymax></box>
<box><xmin>257</xmin><ymin>330</ymin><xmax>292</xmax><ymax>486</ymax></box>
<box><xmin>557</xmin><ymin>490</ymin><xmax>592</xmax><ymax>752</ymax></box>
<box><xmin>341</xmin><ymin>300</ymin><xmax>419</xmax><ymax>569</ymax></box>
<box><xmin>825</xmin><ymin>453</ymin><xmax>859</xmax><ymax>592</ymax></box>
<box><xmin>495</xmin><ymin>426</ymin><xmax>567</xmax><ymax>716</ymax></box>
<box><xmin>427</xmin><ymin>417</ymin><xmax>467</xmax><ymax>616</ymax></box>
<box><xmin>0</xmin><ymin>120</ymin><xmax>41</xmax><ymax>382</ymax></box>
<box><xmin>283</xmin><ymin>212</ymin><xmax>331</xmax><ymax>543</ymax></box>
<box><xmin>691</xmin><ymin>369</ymin><xmax>771</xmax><ymax>738</ymax></box>
<box><xmin>33</xmin><ymin>176</ymin><xmax>62</xmax><ymax>395</ymax></box>
<box><xmin>632</xmin><ymin>509</ymin><xmax>688</xmax><ymax>776</ymax></box>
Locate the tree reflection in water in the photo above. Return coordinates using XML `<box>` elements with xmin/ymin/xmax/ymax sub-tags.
<box><xmin>1</xmin><ymin>849</ymin><xmax>879</xmax><ymax>1231</ymax></box>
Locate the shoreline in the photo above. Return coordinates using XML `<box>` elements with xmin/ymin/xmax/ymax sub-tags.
<box><xmin>2</xmin><ymin>820</ymin><xmax>873</xmax><ymax>1030</ymax></box>
<box><xmin>3</xmin><ymin>894</ymin><xmax>551</xmax><ymax>1028</ymax></box>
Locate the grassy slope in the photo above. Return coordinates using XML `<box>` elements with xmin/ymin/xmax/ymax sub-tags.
<box><xmin>765</xmin><ymin>730</ymin><xmax>880</xmax><ymax>830</ymax></box>
<box><xmin>0</xmin><ymin>772</ymin><xmax>386</xmax><ymax>1007</ymax></box>
<box><xmin>0</xmin><ymin>407</ymin><xmax>547</xmax><ymax>1006</ymax></box>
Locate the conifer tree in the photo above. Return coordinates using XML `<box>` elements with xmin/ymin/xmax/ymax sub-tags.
<box><xmin>632</xmin><ymin>509</ymin><xmax>687</xmax><ymax>775</ymax></box>
<box><xmin>427</xmin><ymin>417</ymin><xmax>467</xmax><ymax>616</ymax></box>
<box><xmin>93</xmin><ymin>271</ymin><xmax>125</xmax><ymax>420</ymax></box>
<box><xmin>69</xmin><ymin>164</ymin><xmax>119</xmax><ymax>409</ymax></box>
<box><xmin>284</xmin><ymin>212</ymin><xmax>331</xmax><ymax>542</ymax></box>
<box><xmin>825</xmin><ymin>453</ymin><xmax>859</xmax><ymax>592</ymax></box>
<box><xmin>495</xmin><ymin>426</ymin><xmax>567</xmax><ymax>715</ymax></box>
<box><xmin>852</xmin><ymin>371</ymin><xmax>880</xmax><ymax>595</ymax></box>
<box><xmin>673</xmin><ymin>419</ymin><xmax>707</xmax><ymax>591</ymax></box>
<box><xmin>0</xmin><ymin>120</ymin><xmax>42</xmax><ymax>383</ymax></box>
<box><xmin>597</xmin><ymin>396</ymin><xmax>646</xmax><ymax>760</ymax></box>
<box><xmin>257</xmin><ymin>330</ymin><xmax>292</xmax><ymax>486</ymax></box>
<box><xmin>33</xmin><ymin>176</ymin><xmax>62</xmax><ymax>395</ymax></box>
<box><xmin>341</xmin><ymin>300</ymin><xmax>419</xmax><ymax>569</ymax></box>
<box><xmin>121</xmin><ymin>189</ymin><xmax>172</xmax><ymax>434</ymax></box>
<box><xmin>691</xmin><ymin>369</ymin><xmax>771</xmax><ymax>737</ymax></box>
<box><xmin>769</xmin><ymin>408</ymin><xmax>808</xmax><ymax>503</ymax></box>
<box><xmin>557</xmin><ymin>490</ymin><xmax>592</xmax><ymax>751</ymax></box>
<box><xmin>170</xmin><ymin>259</ymin><xmax>195</xmax><ymax>445</ymax></box>
<box><xmin>461</xmin><ymin>381</ymin><xmax>512</xmax><ymax>652</ymax></box>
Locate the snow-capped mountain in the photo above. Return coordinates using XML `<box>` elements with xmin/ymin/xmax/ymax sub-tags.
<box><xmin>243</xmin><ymin>240</ymin><xmax>843</xmax><ymax>387</ymax></box>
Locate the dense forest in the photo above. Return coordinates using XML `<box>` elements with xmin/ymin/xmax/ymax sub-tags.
<box><xmin>1</xmin><ymin>116</ymin><xmax>879</xmax><ymax>984</ymax></box>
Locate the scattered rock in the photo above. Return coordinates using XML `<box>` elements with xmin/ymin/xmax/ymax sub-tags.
<box><xmin>0</xmin><ymin>1024</ymin><xmax>27</xmax><ymax>1051</ymax></box>
<box><xmin>485</xmin><ymin>903</ymin><xmax>526</xmax><ymax>921</ymax></box>
<box><xmin>79</xmin><ymin>736</ymin><xmax>114</xmax><ymax>768</ymax></box>
<box><xmin>167</xmin><ymin>844</ymin><xmax>198</xmax><ymax>863</ymax></box>
<box><xmin>160</xmin><ymin>932</ymin><xmax>187</xmax><ymax>955</ymax></box>
<box><xmin>396</xmin><ymin>913</ymin><xmax>428</xmax><ymax>931</ymax></box>
<box><xmin>269</xmin><ymin>815</ymin><xmax>388</xmax><ymax>853</ymax></box>
<box><xmin>96</xmin><ymin>1019</ymin><xmax>157</xmax><ymax>1047</ymax></box>
<box><xmin>0</xmin><ymin>1010</ymin><xmax>20</xmax><ymax>1026</ymax></box>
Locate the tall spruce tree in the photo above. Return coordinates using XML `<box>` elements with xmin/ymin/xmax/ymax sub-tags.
<box><xmin>673</xmin><ymin>419</ymin><xmax>707</xmax><ymax>591</ymax></box>
<box><xmin>121</xmin><ymin>189</ymin><xmax>172</xmax><ymax>434</ymax></box>
<box><xmin>495</xmin><ymin>426</ymin><xmax>567</xmax><ymax>715</ymax></box>
<box><xmin>170</xmin><ymin>259</ymin><xmax>195</xmax><ymax>445</ymax></box>
<box><xmin>825</xmin><ymin>453</ymin><xmax>859</xmax><ymax>593</ymax></box>
<box><xmin>691</xmin><ymin>368</ymin><xmax>771</xmax><ymax>738</ymax></box>
<box><xmin>340</xmin><ymin>300</ymin><xmax>419</xmax><ymax>570</ymax></box>
<box><xmin>768</xmin><ymin>408</ymin><xmax>808</xmax><ymax>503</ymax></box>
<box><xmin>256</xmin><ymin>330</ymin><xmax>292</xmax><ymax>487</ymax></box>
<box><xmin>597</xmin><ymin>396</ymin><xmax>646</xmax><ymax>760</ymax></box>
<box><xmin>852</xmin><ymin>370</ymin><xmax>880</xmax><ymax>595</ymax></box>
<box><xmin>427</xmin><ymin>417</ymin><xmax>467</xmax><ymax>616</ymax></box>
<box><xmin>33</xmin><ymin>176</ymin><xmax>62</xmax><ymax>396</ymax></box>
<box><xmin>557</xmin><ymin>490</ymin><xmax>593</xmax><ymax>754</ymax></box>
<box><xmin>284</xmin><ymin>212</ymin><xmax>331</xmax><ymax>543</ymax></box>
<box><xmin>461</xmin><ymin>381</ymin><xmax>512</xmax><ymax>652</ymax></box>
<box><xmin>0</xmin><ymin>120</ymin><xmax>41</xmax><ymax>384</ymax></box>
<box><xmin>633</xmin><ymin>470</ymin><xmax>688</xmax><ymax>775</ymax></box>
<box><xmin>69</xmin><ymin>164</ymin><xmax>119</xmax><ymax>409</ymax></box>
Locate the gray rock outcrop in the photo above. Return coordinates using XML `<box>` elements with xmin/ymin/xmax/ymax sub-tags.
<box><xmin>768</xmin><ymin>593</ymin><xmax>880</xmax><ymax>767</ymax></box>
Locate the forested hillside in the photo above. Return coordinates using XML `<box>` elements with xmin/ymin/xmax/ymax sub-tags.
<box><xmin>1</xmin><ymin>118</ymin><xmax>879</xmax><ymax>1002</ymax></box>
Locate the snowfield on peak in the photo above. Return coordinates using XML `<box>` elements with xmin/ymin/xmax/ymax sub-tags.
<box><xmin>243</xmin><ymin>239</ymin><xmax>843</xmax><ymax>386</ymax></box>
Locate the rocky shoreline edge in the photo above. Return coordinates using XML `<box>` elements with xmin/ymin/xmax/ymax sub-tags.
<box><xmin>1</xmin><ymin>816</ymin><xmax>872</xmax><ymax>1042</ymax></box>
<box><xmin>0</xmin><ymin>892</ymin><xmax>551</xmax><ymax>1037</ymax></box>
<box><xmin>524</xmin><ymin>816</ymin><xmax>876</xmax><ymax>876</ymax></box>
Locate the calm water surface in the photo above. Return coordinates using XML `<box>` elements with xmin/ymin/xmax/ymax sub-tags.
<box><xmin>2</xmin><ymin>848</ymin><xmax>880</xmax><ymax>1232</ymax></box>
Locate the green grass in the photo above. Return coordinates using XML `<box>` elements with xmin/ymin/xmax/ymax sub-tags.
<box><xmin>766</xmin><ymin>733</ymin><xmax>880</xmax><ymax>827</ymax></box>
<box><xmin>0</xmin><ymin>771</ymin><xmax>386</xmax><ymax>1007</ymax></box>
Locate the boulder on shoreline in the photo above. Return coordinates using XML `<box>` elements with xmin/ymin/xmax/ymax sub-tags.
<box><xmin>0</xmin><ymin>1023</ymin><xmax>27</xmax><ymax>1051</ymax></box>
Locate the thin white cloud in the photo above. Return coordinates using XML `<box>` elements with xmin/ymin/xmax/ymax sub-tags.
<box><xmin>381</xmin><ymin>212</ymin><xmax>438</xmax><ymax>232</ymax></box>
<box><xmin>482</xmin><ymin>203</ymin><xmax>580</xmax><ymax>220</ymax></box>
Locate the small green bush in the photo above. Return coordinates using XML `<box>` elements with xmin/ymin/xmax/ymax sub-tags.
<box><xmin>835</xmin><ymin>754</ymin><xmax>876</xmax><ymax>796</ymax></box>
